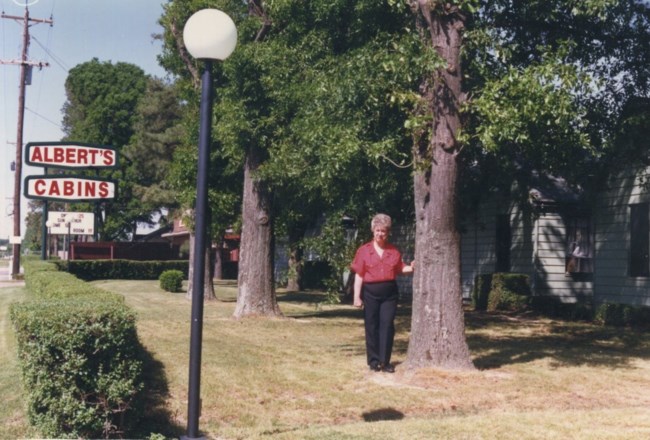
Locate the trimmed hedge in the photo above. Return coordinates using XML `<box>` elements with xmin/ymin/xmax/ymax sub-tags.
<box><xmin>528</xmin><ymin>296</ymin><xmax>594</xmax><ymax>321</ymax></box>
<box><xmin>594</xmin><ymin>302</ymin><xmax>650</xmax><ymax>327</ymax></box>
<box><xmin>159</xmin><ymin>270</ymin><xmax>184</xmax><ymax>293</ymax></box>
<box><xmin>472</xmin><ymin>273</ymin><xmax>531</xmax><ymax>312</ymax></box>
<box><xmin>11</xmin><ymin>300</ymin><xmax>144</xmax><ymax>438</ymax></box>
<box><xmin>26</xmin><ymin>270</ymin><xmax>121</xmax><ymax>301</ymax></box>
<box><xmin>57</xmin><ymin>259</ymin><xmax>189</xmax><ymax>281</ymax></box>
<box><xmin>11</xmin><ymin>259</ymin><xmax>145</xmax><ymax>438</ymax></box>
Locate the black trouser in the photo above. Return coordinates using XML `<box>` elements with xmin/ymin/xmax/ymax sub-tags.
<box><xmin>362</xmin><ymin>281</ymin><xmax>398</xmax><ymax>366</ymax></box>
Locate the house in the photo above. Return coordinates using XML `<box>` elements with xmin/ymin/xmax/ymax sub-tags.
<box><xmin>459</xmin><ymin>174</ymin><xmax>593</xmax><ymax>303</ymax></box>
<box><xmin>455</xmin><ymin>165</ymin><xmax>650</xmax><ymax>308</ymax></box>
<box><xmin>161</xmin><ymin>218</ymin><xmax>240</xmax><ymax>279</ymax></box>
<box><xmin>593</xmin><ymin>166</ymin><xmax>650</xmax><ymax>306</ymax></box>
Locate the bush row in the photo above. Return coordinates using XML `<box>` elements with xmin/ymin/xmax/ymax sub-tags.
<box><xmin>55</xmin><ymin>259</ymin><xmax>189</xmax><ymax>281</ymax></box>
<box><xmin>11</xmin><ymin>261</ymin><xmax>145</xmax><ymax>438</ymax></box>
<box><xmin>472</xmin><ymin>273</ymin><xmax>531</xmax><ymax>312</ymax></box>
<box><xmin>473</xmin><ymin>272</ymin><xmax>650</xmax><ymax>328</ymax></box>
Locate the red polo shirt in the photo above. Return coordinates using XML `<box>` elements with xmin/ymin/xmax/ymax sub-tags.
<box><xmin>350</xmin><ymin>242</ymin><xmax>406</xmax><ymax>283</ymax></box>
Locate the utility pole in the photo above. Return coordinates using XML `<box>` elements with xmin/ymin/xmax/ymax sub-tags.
<box><xmin>1</xmin><ymin>6</ymin><xmax>52</xmax><ymax>278</ymax></box>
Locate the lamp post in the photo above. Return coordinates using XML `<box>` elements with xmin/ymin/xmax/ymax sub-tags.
<box><xmin>182</xmin><ymin>9</ymin><xmax>237</xmax><ymax>440</ymax></box>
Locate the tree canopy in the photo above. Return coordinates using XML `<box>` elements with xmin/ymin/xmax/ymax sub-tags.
<box><xmin>153</xmin><ymin>0</ymin><xmax>650</xmax><ymax>365</ymax></box>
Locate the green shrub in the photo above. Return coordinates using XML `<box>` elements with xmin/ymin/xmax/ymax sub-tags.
<box><xmin>12</xmin><ymin>255</ymin><xmax>146</xmax><ymax>437</ymax></box>
<box><xmin>529</xmin><ymin>296</ymin><xmax>594</xmax><ymax>321</ymax></box>
<box><xmin>472</xmin><ymin>274</ymin><xmax>492</xmax><ymax>311</ymax></box>
<box><xmin>486</xmin><ymin>273</ymin><xmax>531</xmax><ymax>312</ymax></box>
<box><xmin>159</xmin><ymin>270</ymin><xmax>184</xmax><ymax>293</ymax></box>
<box><xmin>594</xmin><ymin>303</ymin><xmax>650</xmax><ymax>327</ymax></box>
<box><xmin>11</xmin><ymin>299</ymin><xmax>144</xmax><ymax>438</ymax></box>
<box><xmin>26</xmin><ymin>270</ymin><xmax>121</xmax><ymax>301</ymax></box>
<box><xmin>61</xmin><ymin>259</ymin><xmax>189</xmax><ymax>281</ymax></box>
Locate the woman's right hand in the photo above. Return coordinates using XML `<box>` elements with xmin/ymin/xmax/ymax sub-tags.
<box><xmin>353</xmin><ymin>297</ymin><xmax>363</xmax><ymax>308</ymax></box>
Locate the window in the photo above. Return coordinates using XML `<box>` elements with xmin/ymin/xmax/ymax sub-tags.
<box><xmin>495</xmin><ymin>214</ymin><xmax>511</xmax><ymax>272</ymax></box>
<box><xmin>565</xmin><ymin>216</ymin><xmax>593</xmax><ymax>274</ymax></box>
<box><xmin>630</xmin><ymin>203</ymin><xmax>649</xmax><ymax>277</ymax></box>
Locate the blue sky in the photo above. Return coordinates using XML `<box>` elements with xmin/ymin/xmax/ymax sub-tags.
<box><xmin>1</xmin><ymin>0</ymin><xmax>168</xmax><ymax>240</ymax></box>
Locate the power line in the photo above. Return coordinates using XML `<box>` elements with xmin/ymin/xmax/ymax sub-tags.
<box><xmin>24</xmin><ymin>106</ymin><xmax>62</xmax><ymax>129</ymax></box>
<box><xmin>31</xmin><ymin>34</ymin><xmax>68</xmax><ymax>71</ymax></box>
<box><xmin>0</xmin><ymin>6</ymin><xmax>53</xmax><ymax>277</ymax></box>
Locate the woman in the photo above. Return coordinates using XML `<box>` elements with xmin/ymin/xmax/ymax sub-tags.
<box><xmin>350</xmin><ymin>214</ymin><xmax>414</xmax><ymax>373</ymax></box>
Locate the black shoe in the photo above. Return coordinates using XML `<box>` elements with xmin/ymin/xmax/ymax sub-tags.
<box><xmin>382</xmin><ymin>363</ymin><xmax>395</xmax><ymax>373</ymax></box>
<box><xmin>369</xmin><ymin>362</ymin><xmax>381</xmax><ymax>372</ymax></box>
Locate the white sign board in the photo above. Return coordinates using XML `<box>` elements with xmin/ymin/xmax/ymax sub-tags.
<box><xmin>47</xmin><ymin>212</ymin><xmax>95</xmax><ymax>236</ymax></box>
<box><xmin>25</xmin><ymin>142</ymin><xmax>118</xmax><ymax>169</ymax></box>
<box><xmin>25</xmin><ymin>176</ymin><xmax>116</xmax><ymax>202</ymax></box>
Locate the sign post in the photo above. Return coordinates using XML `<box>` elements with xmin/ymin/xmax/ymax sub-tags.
<box><xmin>24</xmin><ymin>141</ymin><xmax>118</xmax><ymax>262</ymax></box>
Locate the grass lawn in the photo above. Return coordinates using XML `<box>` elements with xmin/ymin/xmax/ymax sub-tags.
<box><xmin>3</xmin><ymin>279</ymin><xmax>650</xmax><ymax>439</ymax></box>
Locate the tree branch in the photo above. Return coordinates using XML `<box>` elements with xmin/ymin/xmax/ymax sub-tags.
<box><xmin>170</xmin><ymin>18</ymin><xmax>200</xmax><ymax>88</ymax></box>
<box><xmin>249</xmin><ymin>0</ymin><xmax>272</xmax><ymax>42</ymax></box>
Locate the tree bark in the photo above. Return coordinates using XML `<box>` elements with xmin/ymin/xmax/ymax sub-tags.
<box><xmin>234</xmin><ymin>148</ymin><xmax>282</xmax><ymax>318</ymax></box>
<box><xmin>186</xmin><ymin>232</ymin><xmax>216</xmax><ymax>301</ymax></box>
<box><xmin>405</xmin><ymin>3</ymin><xmax>474</xmax><ymax>370</ymax></box>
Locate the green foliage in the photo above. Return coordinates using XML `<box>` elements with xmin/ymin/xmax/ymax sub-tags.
<box><xmin>594</xmin><ymin>302</ymin><xmax>650</xmax><ymax>327</ymax></box>
<box><xmin>473</xmin><ymin>273</ymin><xmax>531</xmax><ymax>312</ymax></box>
<box><xmin>159</xmin><ymin>270</ymin><xmax>184</xmax><ymax>293</ymax></box>
<box><xmin>529</xmin><ymin>296</ymin><xmax>594</xmax><ymax>321</ymax></box>
<box><xmin>487</xmin><ymin>273</ymin><xmax>531</xmax><ymax>312</ymax></box>
<box><xmin>61</xmin><ymin>59</ymin><xmax>159</xmax><ymax>241</ymax></box>
<box><xmin>26</xmin><ymin>269</ymin><xmax>121</xmax><ymax>301</ymax></box>
<box><xmin>302</xmin><ymin>214</ymin><xmax>358</xmax><ymax>301</ymax></box>
<box><xmin>11</xmin><ymin>300</ymin><xmax>144</xmax><ymax>438</ymax></box>
<box><xmin>11</xmin><ymin>259</ymin><xmax>145</xmax><ymax>438</ymax></box>
<box><xmin>59</xmin><ymin>260</ymin><xmax>189</xmax><ymax>282</ymax></box>
<box><xmin>471</xmin><ymin>274</ymin><xmax>492</xmax><ymax>311</ymax></box>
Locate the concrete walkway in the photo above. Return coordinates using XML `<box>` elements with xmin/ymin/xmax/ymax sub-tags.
<box><xmin>0</xmin><ymin>261</ymin><xmax>25</xmax><ymax>288</ymax></box>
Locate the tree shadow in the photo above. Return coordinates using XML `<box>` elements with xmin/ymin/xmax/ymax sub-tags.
<box><xmin>466</xmin><ymin>310</ymin><xmax>650</xmax><ymax>370</ymax></box>
<box><xmin>277</xmin><ymin>291</ymin><xmax>329</xmax><ymax>304</ymax></box>
<box><xmin>362</xmin><ymin>407</ymin><xmax>405</xmax><ymax>422</ymax></box>
<box><xmin>130</xmin><ymin>344</ymin><xmax>184</xmax><ymax>439</ymax></box>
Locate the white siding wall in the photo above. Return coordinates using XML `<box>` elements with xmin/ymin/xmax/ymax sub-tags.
<box><xmin>533</xmin><ymin>212</ymin><xmax>593</xmax><ymax>302</ymax></box>
<box><xmin>460</xmin><ymin>199</ymin><xmax>594</xmax><ymax>302</ymax></box>
<box><xmin>460</xmin><ymin>203</ymin><xmax>498</xmax><ymax>299</ymax></box>
<box><xmin>594</xmin><ymin>168</ymin><xmax>650</xmax><ymax>306</ymax></box>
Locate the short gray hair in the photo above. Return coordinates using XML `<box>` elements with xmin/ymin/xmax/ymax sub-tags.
<box><xmin>371</xmin><ymin>213</ymin><xmax>392</xmax><ymax>231</ymax></box>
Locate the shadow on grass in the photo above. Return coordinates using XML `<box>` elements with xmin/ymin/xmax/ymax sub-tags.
<box><xmin>273</xmin><ymin>293</ymin><xmax>650</xmax><ymax>371</ymax></box>
<box><xmin>466</xmin><ymin>310</ymin><xmax>650</xmax><ymax>370</ymax></box>
<box><xmin>277</xmin><ymin>291</ymin><xmax>328</xmax><ymax>304</ymax></box>
<box><xmin>362</xmin><ymin>408</ymin><xmax>405</xmax><ymax>422</ymax></box>
<box><xmin>130</xmin><ymin>345</ymin><xmax>184</xmax><ymax>439</ymax></box>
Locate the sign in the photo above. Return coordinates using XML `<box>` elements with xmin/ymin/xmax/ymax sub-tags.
<box><xmin>24</xmin><ymin>175</ymin><xmax>117</xmax><ymax>202</ymax></box>
<box><xmin>9</xmin><ymin>236</ymin><xmax>21</xmax><ymax>244</ymax></box>
<box><xmin>47</xmin><ymin>212</ymin><xmax>95</xmax><ymax>235</ymax></box>
<box><xmin>25</xmin><ymin>142</ymin><xmax>118</xmax><ymax>170</ymax></box>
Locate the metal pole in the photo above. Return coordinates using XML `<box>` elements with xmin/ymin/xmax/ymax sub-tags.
<box><xmin>185</xmin><ymin>60</ymin><xmax>214</xmax><ymax>440</ymax></box>
<box><xmin>41</xmin><ymin>167</ymin><xmax>48</xmax><ymax>260</ymax></box>
<box><xmin>66</xmin><ymin>222</ymin><xmax>71</xmax><ymax>260</ymax></box>
<box><xmin>41</xmin><ymin>200</ymin><xmax>48</xmax><ymax>260</ymax></box>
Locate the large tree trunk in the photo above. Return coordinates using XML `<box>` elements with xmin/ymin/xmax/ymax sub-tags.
<box><xmin>405</xmin><ymin>3</ymin><xmax>474</xmax><ymax>370</ymax></box>
<box><xmin>234</xmin><ymin>148</ymin><xmax>282</xmax><ymax>318</ymax></box>
<box><xmin>186</xmin><ymin>232</ymin><xmax>216</xmax><ymax>301</ymax></box>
